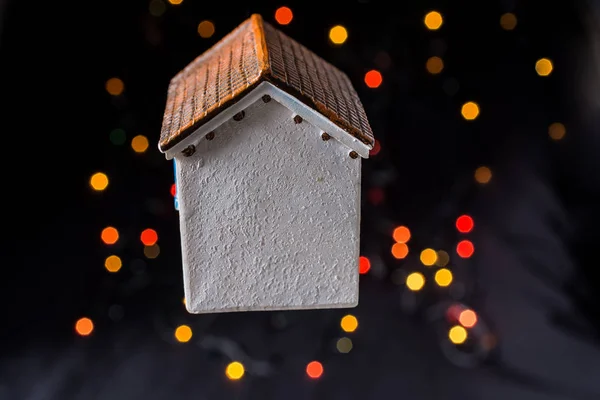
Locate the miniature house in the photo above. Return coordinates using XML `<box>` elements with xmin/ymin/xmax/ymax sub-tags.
<box><xmin>159</xmin><ymin>14</ymin><xmax>374</xmax><ymax>313</ymax></box>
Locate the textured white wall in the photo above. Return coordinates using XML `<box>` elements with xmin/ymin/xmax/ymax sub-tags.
<box><xmin>176</xmin><ymin>97</ymin><xmax>361</xmax><ymax>313</ymax></box>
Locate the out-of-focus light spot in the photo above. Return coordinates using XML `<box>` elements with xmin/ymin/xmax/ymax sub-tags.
<box><xmin>168</xmin><ymin>0</ymin><xmax>183</xmax><ymax>5</ymax></box>
<box><xmin>456</xmin><ymin>215</ymin><xmax>474</xmax><ymax>233</ymax></box>
<box><xmin>106</xmin><ymin>78</ymin><xmax>124</xmax><ymax>96</ymax></box>
<box><xmin>198</xmin><ymin>20</ymin><xmax>215</xmax><ymax>38</ymax></box>
<box><xmin>340</xmin><ymin>315</ymin><xmax>358</xmax><ymax>333</ymax></box>
<box><xmin>110</xmin><ymin>129</ymin><xmax>126</xmax><ymax>145</ymax></box>
<box><xmin>364</xmin><ymin>70</ymin><xmax>383</xmax><ymax>88</ymax></box>
<box><xmin>359</xmin><ymin>256</ymin><xmax>371</xmax><ymax>274</ymax></box>
<box><xmin>369</xmin><ymin>140</ymin><xmax>381</xmax><ymax>156</ymax></box>
<box><xmin>391</xmin><ymin>243</ymin><xmax>409</xmax><ymax>259</ymax></box>
<box><xmin>426</xmin><ymin>56</ymin><xmax>444</xmax><ymax>74</ymax></box>
<box><xmin>144</xmin><ymin>244</ymin><xmax>160</xmax><ymax>259</ymax></box>
<box><xmin>141</xmin><ymin>228</ymin><xmax>158</xmax><ymax>246</ymax></box>
<box><xmin>336</xmin><ymin>337</ymin><xmax>353</xmax><ymax>353</ymax></box>
<box><xmin>461</xmin><ymin>101</ymin><xmax>480</xmax><ymax>120</ymax></box>
<box><xmin>175</xmin><ymin>325</ymin><xmax>192</xmax><ymax>342</ymax></box>
<box><xmin>171</xmin><ymin>183</ymin><xmax>177</xmax><ymax>197</ymax></box>
<box><xmin>101</xmin><ymin>227</ymin><xmax>119</xmax><ymax>245</ymax></box>
<box><xmin>132</xmin><ymin>135</ymin><xmax>149</xmax><ymax>153</ymax></box>
<box><xmin>306</xmin><ymin>361</ymin><xmax>324</xmax><ymax>379</ymax></box>
<box><xmin>420</xmin><ymin>248</ymin><xmax>437</xmax><ymax>266</ymax></box>
<box><xmin>75</xmin><ymin>317</ymin><xmax>94</xmax><ymax>336</ymax></box>
<box><xmin>459</xmin><ymin>309</ymin><xmax>478</xmax><ymax>328</ymax></box>
<box><xmin>367</xmin><ymin>187</ymin><xmax>384</xmax><ymax>205</ymax></box>
<box><xmin>182</xmin><ymin>297</ymin><xmax>186</xmax><ymax>305</ymax></box>
<box><xmin>393</xmin><ymin>226</ymin><xmax>411</xmax><ymax>243</ymax></box>
<box><xmin>500</xmin><ymin>13</ymin><xmax>517</xmax><ymax>30</ymax></box>
<box><xmin>449</xmin><ymin>325</ymin><xmax>468</xmax><ymax>344</ymax></box>
<box><xmin>275</xmin><ymin>6</ymin><xmax>293</xmax><ymax>25</ymax></box>
<box><xmin>475</xmin><ymin>166</ymin><xmax>492</xmax><ymax>184</ymax></box>
<box><xmin>105</xmin><ymin>255</ymin><xmax>122</xmax><ymax>272</ymax></box>
<box><xmin>434</xmin><ymin>268</ymin><xmax>453</xmax><ymax>287</ymax></box>
<box><xmin>456</xmin><ymin>240</ymin><xmax>474</xmax><ymax>258</ymax></box>
<box><xmin>406</xmin><ymin>272</ymin><xmax>425</xmax><ymax>291</ymax></box>
<box><xmin>549</xmin><ymin>122</ymin><xmax>566</xmax><ymax>140</ymax></box>
<box><xmin>149</xmin><ymin>0</ymin><xmax>166</xmax><ymax>16</ymax></box>
<box><xmin>329</xmin><ymin>25</ymin><xmax>348</xmax><ymax>45</ymax></box>
<box><xmin>536</xmin><ymin>58</ymin><xmax>553</xmax><ymax>76</ymax></box>
<box><xmin>226</xmin><ymin>361</ymin><xmax>245</xmax><ymax>380</ymax></box>
<box><xmin>424</xmin><ymin>11</ymin><xmax>443</xmax><ymax>30</ymax></box>
<box><xmin>435</xmin><ymin>250</ymin><xmax>450</xmax><ymax>267</ymax></box>
<box><xmin>90</xmin><ymin>172</ymin><xmax>109</xmax><ymax>191</ymax></box>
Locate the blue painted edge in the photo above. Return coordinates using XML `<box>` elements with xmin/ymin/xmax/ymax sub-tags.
<box><xmin>173</xmin><ymin>160</ymin><xmax>179</xmax><ymax>211</ymax></box>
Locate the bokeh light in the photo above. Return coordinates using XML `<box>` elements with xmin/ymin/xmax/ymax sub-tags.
<box><xmin>364</xmin><ymin>70</ymin><xmax>383</xmax><ymax>88</ymax></box>
<box><xmin>393</xmin><ymin>226</ymin><xmax>411</xmax><ymax>243</ymax></box>
<box><xmin>144</xmin><ymin>244</ymin><xmax>160</xmax><ymax>259</ymax></box>
<box><xmin>275</xmin><ymin>6</ymin><xmax>293</xmax><ymax>25</ymax></box>
<box><xmin>168</xmin><ymin>0</ymin><xmax>183</xmax><ymax>5</ymax></box>
<box><xmin>459</xmin><ymin>309</ymin><xmax>478</xmax><ymax>328</ymax></box>
<box><xmin>456</xmin><ymin>240</ymin><xmax>475</xmax><ymax>258</ymax></box>
<box><xmin>336</xmin><ymin>337</ymin><xmax>353</xmax><ymax>353</ymax></box>
<box><xmin>306</xmin><ymin>361</ymin><xmax>323</xmax><ymax>379</ymax></box>
<box><xmin>75</xmin><ymin>317</ymin><xmax>94</xmax><ymax>336</ymax></box>
<box><xmin>461</xmin><ymin>101</ymin><xmax>480</xmax><ymax>120</ymax></box>
<box><xmin>105</xmin><ymin>78</ymin><xmax>124</xmax><ymax>96</ymax></box>
<box><xmin>175</xmin><ymin>325</ymin><xmax>192</xmax><ymax>343</ymax></box>
<box><xmin>435</xmin><ymin>250</ymin><xmax>450</xmax><ymax>267</ymax></box>
<box><xmin>391</xmin><ymin>243</ymin><xmax>409</xmax><ymax>259</ymax></box>
<box><xmin>141</xmin><ymin>228</ymin><xmax>158</xmax><ymax>246</ymax></box>
<box><xmin>434</xmin><ymin>268</ymin><xmax>453</xmax><ymax>287</ymax></box>
<box><xmin>225</xmin><ymin>361</ymin><xmax>245</xmax><ymax>380</ymax></box>
<box><xmin>424</xmin><ymin>11</ymin><xmax>443</xmax><ymax>30</ymax></box>
<box><xmin>448</xmin><ymin>325</ymin><xmax>468</xmax><ymax>344</ymax></box>
<box><xmin>456</xmin><ymin>215</ymin><xmax>474</xmax><ymax>233</ymax></box>
<box><xmin>500</xmin><ymin>13</ymin><xmax>517</xmax><ymax>30</ymax></box>
<box><xmin>132</xmin><ymin>135</ymin><xmax>149</xmax><ymax>153</ymax></box>
<box><xmin>149</xmin><ymin>0</ymin><xmax>166</xmax><ymax>16</ymax></box>
<box><xmin>475</xmin><ymin>166</ymin><xmax>492</xmax><ymax>184</ymax></box>
<box><xmin>426</xmin><ymin>56</ymin><xmax>444</xmax><ymax>74</ymax></box>
<box><xmin>549</xmin><ymin>122</ymin><xmax>566</xmax><ymax>140</ymax></box>
<box><xmin>535</xmin><ymin>58</ymin><xmax>553</xmax><ymax>76</ymax></box>
<box><xmin>105</xmin><ymin>255</ymin><xmax>122</xmax><ymax>273</ymax></box>
<box><xmin>329</xmin><ymin>25</ymin><xmax>348</xmax><ymax>45</ymax></box>
<box><xmin>90</xmin><ymin>172</ymin><xmax>109</xmax><ymax>191</ymax></box>
<box><xmin>420</xmin><ymin>248</ymin><xmax>437</xmax><ymax>266</ymax></box>
<box><xmin>406</xmin><ymin>272</ymin><xmax>425</xmax><ymax>291</ymax></box>
<box><xmin>171</xmin><ymin>183</ymin><xmax>177</xmax><ymax>197</ymax></box>
<box><xmin>109</xmin><ymin>128</ymin><xmax>126</xmax><ymax>145</ymax></box>
<box><xmin>340</xmin><ymin>315</ymin><xmax>358</xmax><ymax>333</ymax></box>
<box><xmin>369</xmin><ymin>140</ymin><xmax>381</xmax><ymax>156</ymax></box>
<box><xmin>359</xmin><ymin>256</ymin><xmax>371</xmax><ymax>274</ymax></box>
<box><xmin>198</xmin><ymin>20</ymin><xmax>215</xmax><ymax>38</ymax></box>
<box><xmin>101</xmin><ymin>227</ymin><xmax>119</xmax><ymax>245</ymax></box>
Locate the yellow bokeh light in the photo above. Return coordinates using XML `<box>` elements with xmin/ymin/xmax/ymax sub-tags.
<box><xmin>434</xmin><ymin>268</ymin><xmax>453</xmax><ymax>287</ymax></box>
<box><xmin>105</xmin><ymin>255</ymin><xmax>122</xmax><ymax>273</ymax></box>
<box><xmin>106</xmin><ymin>77</ymin><xmax>124</xmax><ymax>96</ymax></box>
<box><xmin>435</xmin><ymin>250</ymin><xmax>449</xmax><ymax>267</ymax></box>
<box><xmin>175</xmin><ymin>325</ymin><xmax>192</xmax><ymax>343</ymax></box>
<box><xmin>144</xmin><ymin>244</ymin><xmax>160</xmax><ymax>259</ymax></box>
<box><xmin>448</xmin><ymin>325</ymin><xmax>468</xmax><ymax>344</ymax></box>
<box><xmin>426</xmin><ymin>56</ymin><xmax>444</xmax><ymax>74</ymax></box>
<box><xmin>336</xmin><ymin>337</ymin><xmax>353</xmax><ymax>353</ymax></box>
<box><xmin>461</xmin><ymin>101</ymin><xmax>480</xmax><ymax>120</ymax></box>
<box><xmin>168</xmin><ymin>0</ymin><xmax>183</xmax><ymax>4</ymax></box>
<box><xmin>90</xmin><ymin>172</ymin><xmax>109</xmax><ymax>191</ymax></box>
<box><xmin>329</xmin><ymin>25</ymin><xmax>348</xmax><ymax>45</ymax></box>
<box><xmin>132</xmin><ymin>135</ymin><xmax>149</xmax><ymax>153</ymax></box>
<box><xmin>420</xmin><ymin>248</ymin><xmax>438</xmax><ymax>266</ymax></box>
<box><xmin>226</xmin><ymin>361</ymin><xmax>245</xmax><ymax>380</ymax></box>
<box><xmin>198</xmin><ymin>20</ymin><xmax>215</xmax><ymax>38</ymax></box>
<box><xmin>475</xmin><ymin>166</ymin><xmax>492</xmax><ymax>184</ymax></box>
<box><xmin>549</xmin><ymin>122</ymin><xmax>566</xmax><ymax>140</ymax></box>
<box><xmin>535</xmin><ymin>58</ymin><xmax>553</xmax><ymax>77</ymax></box>
<box><xmin>500</xmin><ymin>13</ymin><xmax>517</xmax><ymax>30</ymax></box>
<box><xmin>424</xmin><ymin>11</ymin><xmax>443</xmax><ymax>30</ymax></box>
<box><xmin>406</xmin><ymin>272</ymin><xmax>425</xmax><ymax>291</ymax></box>
<box><xmin>340</xmin><ymin>315</ymin><xmax>358</xmax><ymax>333</ymax></box>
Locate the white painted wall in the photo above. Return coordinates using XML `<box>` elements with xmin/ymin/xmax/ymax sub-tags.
<box><xmin>175</xmin><ymin>96</ymin><xmax>362</xmax><ymax>313</ymax></box>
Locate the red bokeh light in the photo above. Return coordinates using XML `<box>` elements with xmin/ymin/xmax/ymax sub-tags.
<box><xmin>456</xmin><ymin>240</ymin><xmax>474</xmax><ymax>258</ymax></box>
<box><xmin>456</xmin><ymin>215</ymin><xmax>474</xmax><ymax>233</ymax></box>
<box><xmin>367</xmin><ymin>187</ymin><xmax>384</xmax><ymax>205</ymax></box>
<box><xmin>359</xmin><ymin>256</ymin><xmax>371</xmax><ymax>274</ymax></box>
<box><xmin>364</xmin><ymin>70</ymin><xmax>383</xmax><ymax>88</ymax></box>
<box><xmin>275</xmin><ymin>6</ymin><xmax>293</xmax><ymax>25</ymax></box>
<box><xmin>171</xmin><ymin>183</ymin><xmax>176</xmax><ymax>197</ymax></box>
<box><xmin>306</xmin><ymin>361</ymin><xmax>323</xmax><ymax>379</ymax></box>
<box><xmin>141</xmin><ymin>229</ymin><xmax>158</xmax><ymax>246</ymax></box>
<box><xmin>369</xmin><ymin>140</ymin><xmax>381</xmax><ymax>156</ymax></box>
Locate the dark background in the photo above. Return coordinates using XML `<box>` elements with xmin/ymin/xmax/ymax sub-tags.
<box><xmin>1</xmin><ymin>0</ymin><xmax>600</xmax><ymax>399</ymax></box>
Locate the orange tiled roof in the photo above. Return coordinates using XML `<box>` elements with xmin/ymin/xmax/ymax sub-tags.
<box><xmin>159</xmin><ymin>14</ymin><xmax>374</xmax><ymax>152</ymax></box>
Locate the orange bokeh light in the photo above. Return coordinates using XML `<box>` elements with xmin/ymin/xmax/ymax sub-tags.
<box><xmin>456</xmin><ymin>215</ymin><xmax>474</xmax><ymax>233</ymax></box>
<box><xmin>393</xmin><ymin>226</ymin><xmax>411</xmax><ymax>243</ymax></box>
<box><xmin>75</xmin><ymin>317</ymin><xmax>94</xmax><ymax>336</ymax></box>
<box><xmin>141</xmin><ymin>229</ymin><xmax>158</xmax><ymax>246</ymax></box>
<box><xmin>275</xmin><ymin>6</ymin><xmax>293</xmax><ymax>25</ymax></box>
<box><xmin>101</xmin><ymin>227</ymin><xmax>119</xmax><ymax>245</ymax></box>
<box><xmin>456</xmin><ymin>240</ymin><xmax>474</xmax><ymax>258</ymax></box>
<box><xmin>359</xmin><ymin>256</ymin><xmax>371</xmax><ymax>274</ymax></box>
<box><xmin>459</xmin><ymin>309</ymin><xmax>478</xmax><ymax>328</ymax></box>
<box><xmin>306</xmin><ymin>361</ymin><xmax>323</xmax><ymax>379</ymax></box>
<box><xmin>391</xmin><ymin>243</ymin><xmax>409</xmax><ymax>259</ymax></box>
<box><xmin>364</xmin><ymin>70</ymin><xmax>383</xmax><ymax>88</ymax></box>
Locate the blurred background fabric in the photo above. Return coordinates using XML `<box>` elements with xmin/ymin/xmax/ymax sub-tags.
<box><xmin>1</xmin><ymin>0</ymin><xmax>600</xmax><ymax>399</ymax></box>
